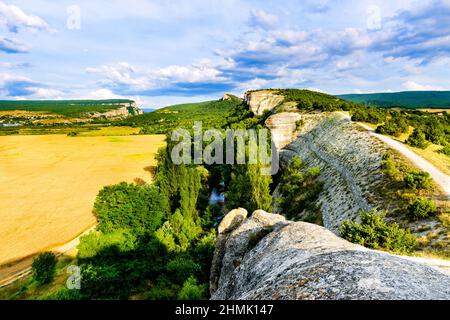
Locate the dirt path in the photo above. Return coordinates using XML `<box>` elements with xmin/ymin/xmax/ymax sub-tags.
<box><xmin>338</xmin><ymin>112</ymin><xmax>450</xmax><ymax>198</ymax></box>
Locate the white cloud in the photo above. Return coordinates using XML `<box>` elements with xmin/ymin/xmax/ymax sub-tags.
<box><xmin>86</xmin><ymin>60</ymin><xmax>226</xmax><ymax>93</ymax></box>
<box><xmin>248</xmin><ymin>9</ymin><xmax>278</xmax><ymax>30</ymax></box>
<box><xmin>0</xmin><ymin>61</ymin><xmax>30</xmax><ymax>68</ymax></box>
<box><xmin>86</xmin><ymin>62</ymin><xmax>153</xmax><ymax>90</ymax></box>
<box><xmin>154</xmin><ymin>64</ymin><xmax>223</xmax><ymax>83</ymax></box>
<box><xmin>402</xmin><ymin>81</ymin><xmax>444</xmax><ymax>91</ymax></box>
<box><xmin>87</xmin><ymin>88</ymin><xmax>123</xmax><ymax>100</ymax></box>
<box><xmin>0</xmin><ymin>72</ymin><xmax>34</xmax><ymax>83</ymax></box>
<box><xmin>0</xmin><ymin>36</ymin><xmax>30</xmax><ymax>53</ymax></box>
<box><xmin>0</xmin><ymin>1</ymin><xmax>48</xmax><ymax>32</ymax></box>
<box><xmin>31</xmin><ymin>87</ymin><xmax>64</xmax><ymax>99</ymax></box>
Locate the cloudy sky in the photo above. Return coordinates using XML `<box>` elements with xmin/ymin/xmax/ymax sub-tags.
<box><xmin>1</xmin><ymin>0</ymin><xmax>450</xmax><ymax>108</ymax></box>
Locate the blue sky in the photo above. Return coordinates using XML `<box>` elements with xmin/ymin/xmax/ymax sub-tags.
<box><xmin>1</xmin><ymin>0</ymin><xmax>450</xmax><ymax>108</ymax></box>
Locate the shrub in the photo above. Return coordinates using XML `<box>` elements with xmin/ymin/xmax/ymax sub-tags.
<box><xmin>166</xmin><ymin>256</ymin><xmax>201</xmax><ymax>284</ymax></box>
<box><xmin>307</xmin><ymin>166</ymin><xmax>321</xmax><ymax>178</ymax></box>
<box><xmin>380</xmin><ymin>151</ymin><xmax>399</xmax><ymax>179</ymax></box>
<box><xmin>376</xmin><ymin>113</ymin><xmax>409</xmax><ymax>137</ymax></box>
<box><xmin>295</xmin><ymin>119</ymin><xmax>304</xmax><ymax>130</ymax></box>
<box><xmin>80</xmin><ymin>263</ymin><xmax>128</xmax><ymax>299</ymax></box>
<box><xmin>177</xmin><ymin>276</ymin><xmax>207</xmax><ymax>300</ymax></box>
<box><xmin>439</xmin><ymin>145</ymin><xmax>450</xmax><ymax>157</ymax></box>
<box><xmin>32</xmin><ymin>252</ymin><xmax>57</xmax><ymax>285</ymax></box>
<box><xmin>407</xmin><ymin>197</ymin><xmax>437</xmax><ymax>221</ymax></box>
<box><xmin>404</xmin><ymin>171</ymin><xmax>432</xmax><ymax>190</ymax></box>
<box><xmin>147</xmin><ymin>279</ymin><xmax>178</xmax><ymax>300</ymax></box>
<box><xmin>406</xmin><ymin>128</ymin><xmax>429</xmax><ymax>149</ymax></box>
<box><xmin>340</xmin><ymin>209</ymin><xmax>416</xmax><ymax>254</ymax></box>
<box><xmin>51</xmin><ymin>288</ymin><xmax>83</xmax><ymax>300</ymax></box>
<box><xmin>67</xmin><ymin>131</ymin><xmax>78</xmax><ymax>137</ymax></box>
<box><xmin>350</xmin><ymin>106</ymin><xmax>386</xmax><ymax>124</ymax></box>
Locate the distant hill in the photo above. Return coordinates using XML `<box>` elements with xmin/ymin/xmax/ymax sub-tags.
<box><xmin>337</xmin><ymin>91</ymin><xmax>450</xmax><ymax>109</ymax></box>
<box><xmin>0</xmin><ymin>99</ymin><xmax>135</xmax><ymax>117</ymax></box>
<box><xmin>117</xmin><ymin>99</ymin><xmax>241</xmax><ymax>133</ymax></box>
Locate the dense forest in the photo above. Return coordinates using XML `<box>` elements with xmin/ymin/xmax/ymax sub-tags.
<box><xmin>338</xmin><ymin>91</ymin><xmax>450</xmax><ymax>109</ymax></box>
<box><xmin>277</xmin><ymin>89</ymin><xmax>354</xmax><ymax>112</ymax></box>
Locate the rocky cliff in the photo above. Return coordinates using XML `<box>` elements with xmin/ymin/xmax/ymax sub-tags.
<box><xmin>90</xmin><ymin>102</ymin><xmax>143</xmax><ymax>118</ymax></box>
<box><xmin>243</xmin><ymin>90</ymin><xmax>391</xmax><ymax>232</ymax></box>
<box><xmin>264</xmin><ymin>112</ymin><xmax>301</xmax><ymax>149</ymax></box>
<box><xmin>244</xmin><ymin>90</ymin><xmax>284</xmax><ymax>116</ymax></box>
<box><xmin>210</xmin><ymin>209</ymin><xmax>450</xmax><ymax>300</ymax></box>
<box><xmin>277</xmin><ymin>112</ymin><xmax>391</xmax><ymax>232</ymax></box>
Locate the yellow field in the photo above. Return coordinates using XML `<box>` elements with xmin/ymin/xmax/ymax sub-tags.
<box><xmin>0</xmin><ymin>134</ymin><xmax>165</xmax><ymax>267</ymax></box>
<box><xmin>417</xmin><ymin>108</ymin><xmax>449</xmax><ymax>113</ymax></box>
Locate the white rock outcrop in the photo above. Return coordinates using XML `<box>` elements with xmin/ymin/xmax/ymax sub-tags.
<box><xmin>244</xmin><ymin>90</ymin><xmax>284</xmax><ymax>116</ymax></box>
<box><xmin>210</xmin><ymin>210</ymin><xmax>450</xmax><ymax>300</ymax></box>
<box><xmin>265</xmin><ymin>112</ymin><xmax>301</xmax><ymax>149</ymax></box>
<box><xmin>90</xmin><ymin>102</ymin><xmax>143</xmax><ymax>118</ymax></box>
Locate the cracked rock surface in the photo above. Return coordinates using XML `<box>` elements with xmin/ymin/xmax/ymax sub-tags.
<box><xmin>210</xmin><ymin>210</ymin><xmax>450</xmax><ymax>300</ymax></box>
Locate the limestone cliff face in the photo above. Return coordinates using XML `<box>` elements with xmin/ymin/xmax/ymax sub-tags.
<box><xmin>264</xmin><ymin>112</ymin><xmax>301</xmax><ymax>149</ymax></box>
<box><xmin>210</xmin><ymin>209</ymin><xmax>450</xmax><ymax>300</ymax></box>
<box><xmin>244</xmin><ymin>90</ymin><xmax>284</xmax><ymax>116</ymax></box>
<box><xmin>243</xmin><ymin>89</ymin><xmax>391</xmax><ymax>232</ymax></box>
<box><xmin>275</xmin><ymin>112</ymin><xmax>390</xmax><ymax>233</ymax></box>
<box><xmin>90</xmin><ymin>102</ymin><xmax>143</xmax><ymax>118</ymax></box>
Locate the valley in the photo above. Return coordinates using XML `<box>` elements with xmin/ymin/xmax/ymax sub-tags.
<box><xmin>0</xmin><ymin>89</ymin><xmax>449</xmax><ymax>300</ymax></box>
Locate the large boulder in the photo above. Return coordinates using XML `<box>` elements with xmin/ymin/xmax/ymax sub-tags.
<box><xmin>210</xmin><ymin>210</ymin><xmax>450</xmax><ymax>300</ymax></box>
<box><xmin>218</xmin><ymin>208</ymin><xmax>248</xmax><ymax>234</ymax></box>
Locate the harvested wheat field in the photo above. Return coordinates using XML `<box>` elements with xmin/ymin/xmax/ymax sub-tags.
<box><xmin>0</xmin><ymin>134</ymin><xmax>165</xmax><ymax>267</ymax></box>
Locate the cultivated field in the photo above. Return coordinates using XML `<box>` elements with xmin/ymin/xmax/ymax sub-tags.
<box><xmin>0</xmin><ymin>134</ymin><xmax>165</xmax><ymax>268</ymax></box>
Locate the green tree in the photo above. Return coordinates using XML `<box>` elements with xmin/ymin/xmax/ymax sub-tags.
<box><xmin>94</xmin><ymin>182</ymin><xmax>167</xmax><ymax>236</ymax></box>
<box><xmin>407</xmin><ymin>128</ymin><xmax>429</xmax><ymax>149</ymax></box>
<box><xmin>226</xmin><ymin>163</ymin><xmax>272</xmax><ymax>213</ymax></box>
<box><xmin>32</xmin><ymin>252</ymin><xmax>57</xmax><ymax>285</ymax></box>
<box><xmin>277</xmin><ymin>156</ymin><xmax>323</xmax><ymax>221</ymax></box>
<box><xmin>376</xmin><ymin>112</ymin><xmax>409</xmax><ymax>137</ymax></box>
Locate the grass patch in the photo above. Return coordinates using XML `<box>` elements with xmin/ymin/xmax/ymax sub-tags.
<box><xmin>77</xmin><ymin>126</ymin><xmax>140</xmax><ymax>136</ymax></box>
